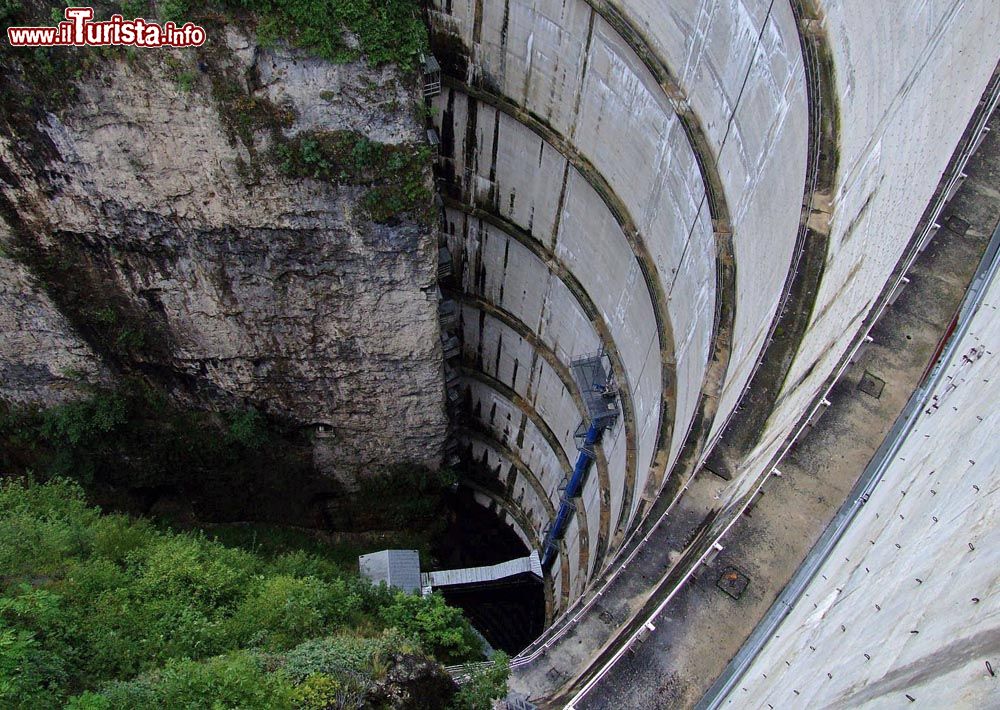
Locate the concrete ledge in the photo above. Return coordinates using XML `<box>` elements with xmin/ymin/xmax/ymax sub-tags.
<box><xmin>443</xmin><ymin>200</ymin><xmax>627</xmax><ymax>544</ymax></box>
<box><xmin>703</xmin><ymin>0</ymin><xmax>838</xmax><ymax>484</ymax></box>
<box><xmin>578</xmin><ymin>0</ymin><xmax>739</xmax><ymax>526</ymax></box>
<box><xmin>439</xmin><ymin>79</ymin><xmax>680</xmax><ymax>524</ymax></box>
<box><xmin>457</xmin><ymin>428</ymin><xmax>572</xmax><ymax>613</ymax></box>
<box><xmin>458</xmin><ymin>367</ymin><xmax>592</xmax><ymax>586</ymax></box>
<box><xmin>450</xmin><ymin>289</ymin><xmax>614</xmax><ymax>566</ymax></box>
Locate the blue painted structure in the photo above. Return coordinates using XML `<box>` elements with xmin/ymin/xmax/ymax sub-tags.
<box><xmin>541</xmin><ymin>351</ymin><xmax>620</xmax><ymax>569</ymax></box>
<box><xmin>541</xmin><ymin>421</ymin><xmax>602</xmax><ymax>568</ymax></box>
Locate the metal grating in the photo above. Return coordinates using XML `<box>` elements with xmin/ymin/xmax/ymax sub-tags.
<box><xmin>858</xmin><ymin>370</ymin><xmax>886</xmax><ymax>398</ymax></box>
<box><xmin>422</xmin><ymin>551</ymin><xmax>542</xmax><ymax>589</ymax></box>
<box><xmin>570</xmin><ymin>350</ymin><xmax>620</xmax><ymax>430</ymax></box>
<box><xmin>716</xmin><ymin>566</ymin><xmax>750</xmax><ymax>600</ymax></box>
<box><xmin>421</xmin><ymin>53</ymin><xmax>441</xmax><ymax>98</ymax></box>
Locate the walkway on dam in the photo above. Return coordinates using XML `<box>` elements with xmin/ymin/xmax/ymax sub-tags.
<box><xmin>570</xmin><ymin>103</ymin><xmax>1000</xmax><ymax>710</ymax></box>
<box><xmin>422</xmin><ymin>552</ymin><xmax>542</xmax><ymax>590</ymax></box>
<box><xmin>700</xmin><ymin>181</ymin><xmax>1000</xmax><ymax>710</ymax></box>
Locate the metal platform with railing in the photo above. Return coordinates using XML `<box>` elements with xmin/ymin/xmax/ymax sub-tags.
<box><xmin>540</xmin><ymin>350</ymin><xmax>620</xmax><ymax>569</ymax></box>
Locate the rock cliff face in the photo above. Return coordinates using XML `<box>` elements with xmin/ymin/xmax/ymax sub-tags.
<box><xmin>0</xmin><ymin>242</ymin><xmax>112</xmax><ymax>404</ymax></box>
<box><xmin>0</xmin><ymin>27</ymin><xmax>447</xmax><ymax>480</ymax></box>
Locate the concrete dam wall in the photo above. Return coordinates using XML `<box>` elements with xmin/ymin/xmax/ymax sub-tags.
<box><xmin>427</xmin><ymin>0</ymin><xmax>1000</xmax><ymax>617</ymax></box>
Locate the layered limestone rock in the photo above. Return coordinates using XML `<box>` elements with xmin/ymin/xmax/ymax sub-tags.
<box><xmin>0</xmin><ymin>246</ymin><xmax>112</xmax><ymax>404</ymax></box>
<box><xmin>0</xmin><ymin>28</ymin><xmax>447</xmax><ymax>479</ymax></box>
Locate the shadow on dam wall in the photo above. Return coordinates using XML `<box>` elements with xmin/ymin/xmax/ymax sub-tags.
<box><xmin>432</xmin><ymin>486</ymin><xmax>545</xmax><ymax>654</ymax></box>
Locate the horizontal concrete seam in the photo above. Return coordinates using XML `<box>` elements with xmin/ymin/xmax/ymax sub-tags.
<box><xmin>447</xmin><ymin>287</ymin><xmax>613</xmax><ymax>567</ymax></box>
<box><xmin>457</xmin><ymin>366</ymin><xmax>591</xmax><ymax>580</ymax></box>
<box><xmin>440</xmin><ymin>78</ymin><xmax>676</xmax><ymax>530</ymax></box>
<box><xmin>444</xmin><ymin>197</ymin><xmax>628</xmax><ymax>545</ymax></box>
<box><xmin>456</xmin><ymin>427</ymin><xmax>556</xmax><ymax>519</ymax></box>
<box><xmin>457</xmin><ymin>426</ymin><xmax>569</xmax><ymax>623</ymax></box>
<box><xmin>458</xmin><ymin>477</ymin><xmax>541</xmax><ymax>549</ymax></box>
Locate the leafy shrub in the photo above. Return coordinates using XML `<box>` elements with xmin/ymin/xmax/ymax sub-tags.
<box><xmin>158</xmin><ymin>0</ymin><xmax>190</xmax><ymax>25</ymax></box>
<box><xmin>0</xmin><ymin>0</ymin><xmax>21</xmax><ymax>24</ymax></box>
<box><xmin>290</xmin><ymin>673</ymin><xmax>344</xmax><ymax>709</ymax></box>
<box><xmin>119</xmin><ymin>1</ymin><xmax>148</xmax><ymax>18</ymax></box>
<box><xmin>451</xmin><ymin>652</ymin><xmax>510</xmax><ymax>710</ymax></box>
<box><xmin>131</xmin><ymin>534</ymin><xmax>257</xmax><ymax>608</ymax></box>
<box><xmin>224</xmin><ymin>0</ymin><xmax>428</xmax><ymax>69</ymax></box>
<box><xmin>227</xmin><ymin>408</ymin><xmax>268</xmax><ymax>450</ymax></box>
<box><xmin>0</xmin><ymin>626</ymin><xmax>68</xmax><ymax>709</ymax></box>
<box><xmin>89</xmin><ymin>513</ymin><xmax>157</xmax><ymax>563</ymax></box>
<box><xmin>40</xmin><ymin>392</ymin><xmax>128</xmax><ymax>448</ymax></box>
<box><xmin>279</xmin><ymin>630</ymin><xmax>415</xmax><ymax>682</ymax></box>
<box><xmin>175</xmin><ymin>70</ymin><xmax>197</xmax><ymax>92</ymax></box>
<box><xmin>273</xmin><ymin>130</ymin><xmax>432</xmax><ymax>222</ymax></box>
<box><xmin>230</xmin><ymin>575</ymin><xmax>362</xmax><ymax>650</ymax></box>
<box><xmin>0</xmin><ymin>480</ymin><xmax>483</xmax><ymax>706</ymax></box>
<box><xmin>90</xmin><ymin>652</ymin><xmax>295</xmax><ymax>710</ymax></box>
<box><xmin>381</xmin><ymin>592</ymin><xmax>483</xmax><ymax>664</ymax></box>
<box><xmin>0</xmin><ymin>478</ymin><xmax>99</xmax><ymax>577</ymax></box>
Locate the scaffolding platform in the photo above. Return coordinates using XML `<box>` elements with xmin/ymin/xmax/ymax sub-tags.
<box><xmin>570</xmin><ymin>351</ymin><xmax>620</xmax><ymax>431</ymax></box>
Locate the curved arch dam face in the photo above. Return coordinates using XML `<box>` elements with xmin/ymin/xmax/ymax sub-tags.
<box><xmin>426</xmin><ymin>0</ymin><xmax>1000</xmax><ymax>693</ymax></box>
<box><xmin>430</xmin><ymin>0</ymin><xmax>809</xmax><ymax>612</ymax></box>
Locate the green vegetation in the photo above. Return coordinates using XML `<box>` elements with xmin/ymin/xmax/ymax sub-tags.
<box><xmin>454</xmin><ymin>653</ymin><xmax>512</xmax><ymax>710</ymax></box>
<box><xmin>0</xmin><ymin>384</ymin><xmax>458</xmax><ymax>555</ymax></box>
<box><xmin>201</xmin><ymin>522</ymin><xmax>434</xmax><ymax>576</ymax></box>
<box><xmin>175</xmin><ymin>69</ymin><xmax>197</xmax><ymax>92</ymax></box>
<box><xmin>224</xmin><ymin>0</ymin><xmax>428</xmax><ymax>69</ymax></box>
<box><xmin>380</xmin><ymin>591</ymin><xmax>481</xmax><ymax>664</ymax></box>
<box><xmin>276</xmin><ymin>131</ymin><xmax>433</xmax><ymax>222</ymax></box>
<box><xmin>0</xmin><ymin>384</ymin><xmax>324</xmax><ymax>550</ymax></box>
<box><xmin>0</xmin><ymin>384</ymin><xmax>284</xmax><ymax>490</ymax></box>
<box><xmin>83</xmin><ymin>300</ymin><xmax>150</xmax><ymax>359</ymax></box>
<box><xmin>0</xmin><ymin>0</ymin><xmax>21</xmax><ymax>23</ymax></box>
<box><xmin>157</xmin><ymin>0</ymin><xmax>190</xmax><ymax>24</ymax></box>
<box><xmin>210</xmin><ymin>73</ymin><xmax>296</xmax><ymax>150</ymax></box>
<box><xmin>226</xmin><ymin>408</ymin><xmax>268</xmax><ymax>451</ymax></box>
<box><xmin>112</xmin><ymin>0</ymin><xmax>429</xmax><ymax>69</ymax></box>
<box><xmin>119</xmin><ymin>0</ymin><xmax>148</xmax><ymax>17</ymax></box>
<box><xmin>326</xmin><ymin>465</ymin><xmax>458</xmax><ymax>534</ymax></box>
<box><xmin>0</xmin><ymin>479</ymin><xmax>505</xmax><ymax>708</ymax></box>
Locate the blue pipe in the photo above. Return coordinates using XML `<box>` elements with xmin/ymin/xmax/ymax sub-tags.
<box><xmin>541</xmin><ymin>420</ymin><xmax>601</xmax><ymax>569</ymax></box>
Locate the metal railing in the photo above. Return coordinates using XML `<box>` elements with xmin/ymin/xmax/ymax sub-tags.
<box><xmin>561</xmin><ymin>63</ymin><xmax>1000</xmax><ymax>710</ymax></box>
<box><xmin>695</xmin><ymin>193</ymin><xmax>1000</xmax><ymax>710</ymax></box>
<box><xmin>511</xmin><ymin>0</ymin><xmax>804</xmax><ymax>672</ymax></box>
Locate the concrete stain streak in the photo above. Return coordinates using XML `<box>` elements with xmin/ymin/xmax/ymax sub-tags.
<box><xmin>453</xmin><ymin>289</ymin><xmax>615</xmax><ymax>556</ymax></box>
